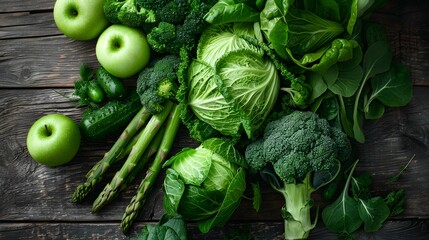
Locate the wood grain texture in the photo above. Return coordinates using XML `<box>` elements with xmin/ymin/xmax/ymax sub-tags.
<box><xmin>1</xmin><ymin>0</ymin><xmax>429</xmax><ymax>239</ymax></box>
<box><xmin>0</xmin><ymin>1</ymin><xmax>428</xmax><ymax>88</ymax></box>
<box><xmin>0</xmin><ymin>87</ymin><xmax>428</xmax><ymax>222</ymax></box>
<box><xmin>0</xmin><ymin>0</ymin><xmax>54</xmax><ymax>13</ymax></box>
<box><xmin>0</xmin><ymin>221</ymin><xmax>428</xmax><ymax>240</ymax></box>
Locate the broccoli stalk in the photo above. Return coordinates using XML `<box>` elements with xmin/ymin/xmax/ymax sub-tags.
<box><xmin>245</xmin><ymin>111</ymin><xmax>352</xmax><ymax>240</ymax></box>
<box><xmin>278</xmin><ymin>173</ymin><xmax>315</xmax><ymax>240</ymax></box>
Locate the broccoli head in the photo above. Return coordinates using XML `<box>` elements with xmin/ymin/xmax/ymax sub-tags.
<box><xmin>136</xmin><ymin>55</ymin><xmax>181</xmax><ymax>114</ymax></box>
<box><xmin>104</xmin><ymin>0</ymin><xmax>156</xmax><ymax>27</ymax></box>
<box><xmin>245</xmin><ymin>110</ymin><xmax>352</xmax><ymax>240</ymax></box>
<box><xmin>146</xmin><ymin>0</ymin><xmax>215</xmax><ymax>54</ymax></box>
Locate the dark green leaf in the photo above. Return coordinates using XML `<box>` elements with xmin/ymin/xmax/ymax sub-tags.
<box><xmin>313</xmin><ymin>159</ymin><xmax>341</xmax><ymax>190</ymax></box>
<box><xmin>308</xmin><ymin>72</ymin><xmax>328</xmax><ymax>101</ymax></box>
<box><xmin>328</xmin><ymin>65</ymin><xmax>363</xmax><ymax>98</ymax></box>
<box><xmin>384</xmin><ymin>189</ymin><xmax>405</xmax><ymax>216</ymax></box>
<box><xmin>322</xmin><ymin>161</ymin><xmax>363</xmax><ymax>234</ymax></box>
<box><xmin>133</xmin><ymin>214</ymin><xmax>187</xmax><ymax>240</ymax></box>
<box><xmin>357</xmin><ymin>197</ymin><xmax>390</xmax><ymax>232</ymax></box>
<box><xmin>251</xmin><ymin>182</ymin><xmax>261</xmax><ymax>212</ymax></box>
<box><xmin>364</xmin><ymin>99</ymin><xmax>385</xmax><ymax>120</ymax></box>
<box><xmin>367</xmin><ymin>63</ymin><xmax>413</xmax><ymax>108</ymax></box>
<box><xmin>362</xmin><ymin>41</ymin><xmax>392</xmax><ymax>78</ymax></box>
<box><xmin>351</xmin><ymin>172</ymin><xmax>372</xmax><ymax>200</ymax></box>
<box><xmin>388</xmin><ymin>154</ymin><xmax>415</xmax><ymax>182</ymax></box>
<box><xmin>204</xmin><ymin>0</ymin><xmax>260</xmax><ymax>25</ymax></box>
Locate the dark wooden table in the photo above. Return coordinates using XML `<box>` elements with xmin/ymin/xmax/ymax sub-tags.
<box><xmin>1</xmin><ymin>0</ymin><xmax>429</xmax><ymax>239</ymax></box>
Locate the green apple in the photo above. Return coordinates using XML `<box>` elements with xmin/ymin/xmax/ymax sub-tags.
<box><xmin>96</xmin><ymin>24</ymin><xmax>151</xmax><ymax>78</ymax></box>
<box><xmin>26</xmin><ymin>114</ymin><xmax>81</xmax><ymax>167</ymax></box>
<box><xmin>53</xmin><ymin>0</ymin><xmax>109</xmax><ymax>40</ymax></box>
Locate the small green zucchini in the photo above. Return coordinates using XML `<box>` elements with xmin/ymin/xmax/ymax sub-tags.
<box><xmin>96</xmin><ymin>67</ymin><xmax>127</xmax><ymax>100</ymax></box>
<box><xmin>80</xmin><ymin>91</ymin><xmax>142</xmax><ymax>141</ymax></box>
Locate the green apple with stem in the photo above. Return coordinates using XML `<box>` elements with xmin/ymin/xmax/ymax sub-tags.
<box><xmin>53</xmin><ymin>0</ymin><xmax>109</xmax><ymax>40</ymax></box>
<box><xmin>96</xmin><ymin>24</ymin><xmax>151</xmax><ymax>78</ymax></box>
<box><xmin>26</xmin><ymin>114</ymin><xmax>81</xmax><ymax>167</ymax></box>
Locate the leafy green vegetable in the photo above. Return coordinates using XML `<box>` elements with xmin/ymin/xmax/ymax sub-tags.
<box><xmin>322</xmin><ymin>161</ymin><xmax>363</xmax><ymax>235</ymax></box>
<box><xmin>323</xmin><ymin>160</ymin><xmax>405</xmax><ymax>237</ymax></box>
<box><xmin>204</xmin><ymin>0</ymin><xmax>260</xmax><ymax>25</ymax></box>
<box><xmin>163</xmin><ymin>138</ymin><xmax>249</xmax><ymax>233</ymax></box>
<box><xmin>389</xmin><ymin>154</ymin><xmax>415</xmax><ymax>182</ymax></box>
<box><xmin>357</xmin><ymin>197</ymin><xmax>390</xmax><ymax>232</ymax></box>
<box><xmin>182</xmin><ymin>23</ymin><xmax>280</xmax><ymax>140</ymax></box>
<box><xmin>384</xmin><ymin>189</ymin><xmax>405</xmax><ymax>217</ymax></box>
<box><xmin>351</xmin><ymin>40</ymin><xmax>392</xmax><ymax>142</ymax></box>
<box><xmin>365</xmin><ymin>63</ymin><xmax>413</xmax><ymax>112</ymax></box>
<box><xmin>133</xmin><ymin>214</ymin><xmax>187</xmax><ymax>240</ymax></box>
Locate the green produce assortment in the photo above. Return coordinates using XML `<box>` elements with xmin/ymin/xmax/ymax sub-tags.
<box><xmin>24</xmin><ymin>0</ymin><xmax>412</xmax><ymax>239</ymax></box>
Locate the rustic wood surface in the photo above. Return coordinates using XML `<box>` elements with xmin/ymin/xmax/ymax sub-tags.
<box><xmin>1</xmin><ymin>0</ymin><xmax>429</xmax><ymax>239</ymax></box>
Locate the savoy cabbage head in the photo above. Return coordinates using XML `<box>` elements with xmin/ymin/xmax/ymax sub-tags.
<box><xmin>178</xmin><ymin>23</ymin><xmax>280</xmax><ymax>141</ymax></box>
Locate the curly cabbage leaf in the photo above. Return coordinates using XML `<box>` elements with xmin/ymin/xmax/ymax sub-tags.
<box><xmin>163</xmin><ymin>138</ymin><xmax>247</xmax><ymax>233</ymax></box>
<box><xmin>187</xmin><ymin>60</ymin><xmax>242</xmax><ymax>137</ymax></box>
<box><xmin>215</xmin><ymin>49</ymin><xmax>280</xmax><ymax>139</ymax></box>
<box><xmin>197</xmin><ymin>23</ymin><xmax>262</xmax><ymax>66</ymax></box>
<box><xmin>185</xmin><ymin>23</ymin><xmax>279</xmax><ymax>140</ymax></box>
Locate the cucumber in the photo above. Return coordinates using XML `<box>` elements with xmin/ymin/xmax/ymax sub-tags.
<box><xmin>80</xmin><ymin>91</ymin><xmax>142</xmax><ymax>141</ymax></box>
<box><xmin>96</xmin><ymin>67</ymin><xmax>128</xmax><ymax>100</ymax></box>
<box><xmin>87</xmin><ymin>80</ymin><xmax>105</xmax><ymax>103</ymax></box>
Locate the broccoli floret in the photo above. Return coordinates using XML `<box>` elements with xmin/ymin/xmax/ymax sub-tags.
<box><xmin>104</xmin><ymin>0</ymin><xmax>156</xmax><ymax>27</ymax></box>
<box><xmin>245</xmin><ymin>110</ymin><xmax>352</xmax><ymax>240</ymax></box>
<box><xmin>156</xmin><ymin>0</ymin><xmax>191</xmax><ymax>24</ymax></box>
<box><xmin>146</xmin><ymin>0</ymin><xmax>215</xmax><ymax>54</ymax></box>
<box><xmin>136</xmin><ymin>55</ymin><xmax>181</xmax><ymax>114</ymax></box>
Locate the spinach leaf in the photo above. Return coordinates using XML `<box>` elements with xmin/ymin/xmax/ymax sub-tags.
<box><xmin>364</xmin><ymin>99</ymin><xmax>385</xmax><ymax>119</ymax></box>
<box><xmin>352</xmin><ymin>40</ymin><xmax>392</xmax><ymax>143</ymax></box>
<box><xmin>365</xmin><ymin>63</ymin><xmax>413</xmax><ymax>111</ymax></box>
<box><xmin>357</xmin><ymin>197</ymin><xmax>390</xmax><ymax>232</ymax></box>
<box><xmin>308</xmin><ymin>72</ymin><xmax>328</xmax><ymax>101</ymax></box>
<box><xmin>362</xmin><ymin>41</ymin><xmax>392</xmax><ymax>78</ymax></box>
<box><xmin>133</xmin><ymin>214</ymin><xmax>187</xmax><ymax>240</ymax></box>
<box><xmin>322</xmin><ymin>161</ymin><xmax>363</xmax><ymax>234</ymax></box>
<box><xmin>384</xmin><ymin>189</ymin><xmax>405</xmax><ymax>217</ymax></box>
<box><xmin>326</xmin><ymin>64</ymin><xmax>363</xmax><ymax>97</ymax></box>
<box><xmin>351</xmin><ymin>172</ymin><xmax>372</xmax><ymax>200</ymax></box>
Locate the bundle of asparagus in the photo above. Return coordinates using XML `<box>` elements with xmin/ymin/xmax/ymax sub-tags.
<box><xmin>72</xmin><ymin>55</ymin><xmax>183</xmax><ymax>233</ymax></box>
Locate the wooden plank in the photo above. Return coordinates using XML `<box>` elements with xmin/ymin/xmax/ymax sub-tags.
<box><xmin>0</xmin><ymin>0</ymin><xmax>54</xmax><ymax>13</ymax></box>
<box><xmin>0</xmin><ymin>1</ymin><xmax>428</xmax><ymax>88</ymax></box>
<box><xmin>0</xmin><ymin>35</ymin><xmax>99</xmax><ymax>87</ymax></box>
<box><xmin>0</xmin><ymin>88</ymin><xmax>198</xmax><ymax>222</ymax></box>
<box><xmin>0</xmin><ymin>221</ymin><xmax>428</xmax><ymax>240</ymax></box>
<box><xmin>0</xmin><ymin>12</ymin><xmax>60</xmax><ymax>39</ymax></box>
<box><xmin>0</xmin><ymin>87</ymin><xmax>428</xmax><ymax>222</ymax></box>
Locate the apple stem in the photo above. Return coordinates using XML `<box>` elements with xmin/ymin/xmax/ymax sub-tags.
<box><xmin>44</xmin><ymin>124</ymin><xmax>52</xmax><ymax>136</ymax></box>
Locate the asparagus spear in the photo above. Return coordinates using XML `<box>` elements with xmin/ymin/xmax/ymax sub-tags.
<box><xmin>120</xmin><ymin>104</ymin><xmax>181</xmax><ymax>233</ymax></box>
<box><xmin>91</xmin><ymin>101</ymin><xmax>173</xmax><ymax>212</ymax></box>
<box><xmin>72</xmin><ymin>106</ymin><xmax>151</xmax><ymax>203</ymax></box>
<box><xmin>91</xmin><ymin>126</ymin><xmax>166</xmax><ymax>212</ymax></box>
<box><xmin>85</xmin><ymin>126</ymin><xmax>146</xmax><ymax>179</ymax></box>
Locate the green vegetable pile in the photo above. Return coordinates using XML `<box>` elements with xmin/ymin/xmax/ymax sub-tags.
<box><xmin>66</xmin><ymin>0</ymin><xmax>413</xmax><ymax>239</ymax></box>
